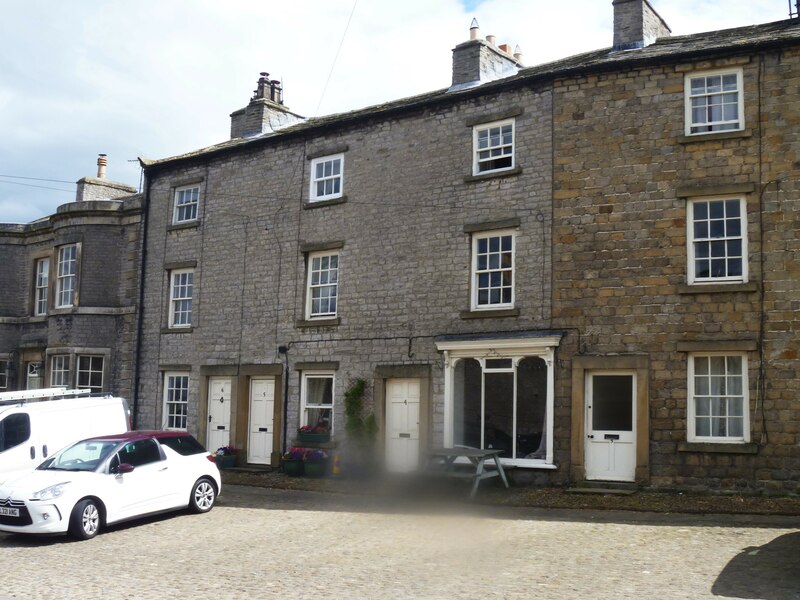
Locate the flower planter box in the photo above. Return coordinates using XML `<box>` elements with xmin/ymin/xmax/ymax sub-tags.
<box><xmin>215</xmin><ymin>455</ymin><xmax>238</xmax><ymax>469</ymax></box>
<box><xmin>282</xmin><ymin>457</ymin><xmax>305</xmax><ymax>477</ymax></box>
<box><xmin>297</xmin><ymin>432</ymin><xmax>331</xmax><ymax>443</ymax></box>
<box><xmin>303</xmin><ymin>459</ymin><xmax>329</xmax><ymax>478</ymax></box>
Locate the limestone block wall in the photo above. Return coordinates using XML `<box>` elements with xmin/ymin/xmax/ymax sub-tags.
<box><xmin>138</xmin><ymin>84</ymin><xmax>557</xmax><ymax>466</ymax></box>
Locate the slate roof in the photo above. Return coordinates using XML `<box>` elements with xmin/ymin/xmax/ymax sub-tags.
<box><xmin>141</xmin><ymin>18</ymin><xmax>800</xmax><ymax>171</ymax></box>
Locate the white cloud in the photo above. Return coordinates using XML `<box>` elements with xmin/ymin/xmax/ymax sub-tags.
<box><xmin>0</xmin><ymin>0</ymin><xmax>791</xmax><ymax>223</ymax></box>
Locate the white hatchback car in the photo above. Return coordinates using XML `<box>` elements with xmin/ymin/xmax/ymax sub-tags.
<box><xmin>0</xmin><ymin>430</ymin><xmax>222</xmax><ymax>540</ymax></box>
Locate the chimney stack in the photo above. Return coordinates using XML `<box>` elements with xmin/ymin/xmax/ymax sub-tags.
<box><xmin>612</xmin><ymin>0</ymin><xmax>670</xmax><ymax>51</ymax></box>
<box><xmin>75</xmin><ymin>153</ymin><xmax>136</xmax><ymax>202</ymax></box>
<box><xmin>449</xmin><ymin>20</ymin><xmax>523</xmax><ymax>92</ymax></box>
<box><xmin>96</xmin><ymin>154</ymin><xmax>107</xmax><ymax>178</ymax></box>
<box><xmin>230</xmin><ymin>71</ymin><xmax>304</xmax><ymax>138</ymax></box>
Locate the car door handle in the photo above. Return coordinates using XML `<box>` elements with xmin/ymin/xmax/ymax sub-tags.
<box><xmin>159</xmin><ymin>467</ymin><xmax>169</xmax><ymax>472</ymax></box>
<box><xmin>30</xmin><ymin>446</ymin><xmax>35</xmax><ymax>459</ymax></box>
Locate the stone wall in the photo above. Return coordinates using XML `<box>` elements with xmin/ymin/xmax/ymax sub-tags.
<box><xmin>138</xmin><ymin>84</ymin><xmax>558</xmax><ymax>468</ymax></box>
<box><xmin>0</xmin><ymin>197</ymin><xmax>141</xmax><ymax>398</ymax></box>
<box><xmin>552</xmin><ymin>47</ymin><xmax>799</xmax><ymax>492</ymax></box>
<box><xmin>137</xmin><ymin>28</ymin><xmax>799</xmax><ymax>492</ymax></box>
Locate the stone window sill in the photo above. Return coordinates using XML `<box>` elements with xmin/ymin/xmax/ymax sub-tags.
<box><xmin>460</xmin><ymin>308</ymin><xmax>520</xmax><ymax>320</ymax></box>
<box><xmin>167</xmin><ymin>221</ymin><xmax>199</xmax><ymax>232</ymax></box>
<box><xmin>677</xmin><ymin>129</ymin><xmax>752</xmax><ymax>144</ymax></box>
<box><xmin>161</xmin><ymin>327</ymin><xmax>194</xmax><ymax>334</ymax></box>
<box><xmin>464</xmin><ymin>167</ymin><xmax>522</xmax><ymax>184</ymax></box>
<box><xmin>677</xmin><ymin>282</ymin><xmax>758</xmax><ymax>295</ymax></box>
<box><xmin>304</xmin><ymin>197</ymin><xmax>347</xmax><ymax>209</ymax></box>
<box><xmin>678</xmin><ymin>442</ymin><xmax>758</xmax><ymax>455</ymax></box>
<box><xmin>296</xmin><ymin>318</ymin><xmax>341</xmax><ymax>328</ymax></box>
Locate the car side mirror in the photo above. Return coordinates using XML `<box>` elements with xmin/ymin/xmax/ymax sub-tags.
<box><xmin>112</xmin><ymin>463</ymin><xmax>135</xmax><ymax>475</ymax></box>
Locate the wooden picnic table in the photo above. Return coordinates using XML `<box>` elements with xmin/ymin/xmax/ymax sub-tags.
<box><xmin>428</xmin><ymin>447</ymin><xmax>510</xmax><ymax>498</ymax></box>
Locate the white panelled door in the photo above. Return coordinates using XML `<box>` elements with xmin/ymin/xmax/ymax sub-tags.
<box><xmin>207</xmin><ymin>377</ymin><xmax>231</xmax><ymax>453</ymax></box>
<box><xmin>248</xmin><ymin>377</ymin><xmax>275</xmax><ymax>465</ymax></box>
<box><xmin>385</xmin><ymin>378</ymin><xmax>421</xmax><ymax>473</ymax></box>
<box><xmin>585</xmin><ymin>373</ymin><xmax>636</xmax><ymax>482</ymax></box>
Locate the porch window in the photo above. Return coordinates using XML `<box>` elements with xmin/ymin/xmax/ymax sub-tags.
<box><xmin>453</xmin><ymin>357</ymin><xmax>547</xmax><ymax>459</ymax></box>
<box><xmin>437</xmin><ymin>334</ymin><xmax>561</xmax><ymax>467</ymax></box>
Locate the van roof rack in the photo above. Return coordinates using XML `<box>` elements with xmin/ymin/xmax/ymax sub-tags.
<box><xmin>0</xmin><ymin>387</ymin><xmax>95</xmax><ymax>404</ymax></box>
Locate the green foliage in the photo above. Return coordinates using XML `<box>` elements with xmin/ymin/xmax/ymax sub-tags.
<box><xmin>344</xmin><ymin>378</ymin><xmax>376</xmax><ymax>446</ymax></box>
<box><xmin>364</xmin><ymin>413</ymin><xmax>378</xmax><ymax>442</ymax></box>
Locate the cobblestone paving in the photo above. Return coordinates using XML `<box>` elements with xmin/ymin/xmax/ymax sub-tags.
<box><xmin>1</xmin><ymin>485</ymin><xmax>798</xmax><ymax>600</ymax></box>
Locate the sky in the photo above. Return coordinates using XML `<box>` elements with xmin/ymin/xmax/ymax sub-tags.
<box><xmin>0</xmin><ymin>0</ymin><xmax>792</xmax><ymax>223</ymax></box>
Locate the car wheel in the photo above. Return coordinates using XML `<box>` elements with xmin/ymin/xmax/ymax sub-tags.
<box><xmin>190</xmin><ymin>478</ymin><xmax>216</xmax><ymax>513</ymax></box>
<box><xmin>69</xmin><ymin>499</ymin><xmax>101</xmax><ymax>540</ymax></box>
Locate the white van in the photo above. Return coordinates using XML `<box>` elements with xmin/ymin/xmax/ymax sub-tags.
<box><xmin>0</xmin><ymin>388</ymin><xmax>130</xmax><ymax>483</ymax></box>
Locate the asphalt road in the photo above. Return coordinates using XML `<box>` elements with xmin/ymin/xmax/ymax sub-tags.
<box><xmin>1</xmin><ymin>485</ymin><xmax>798</xmax><ymax>600</ymax></box>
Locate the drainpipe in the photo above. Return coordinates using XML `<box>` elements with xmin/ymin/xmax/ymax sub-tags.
<box><xmin>132</xmin><ymin>160</ymin><xmax>151</xmax><ymax>428</ymax></box>
<box><xmin>279</xmin><ymin>344</ymin><xmax>289</xmax><ymax>454</ymax></box>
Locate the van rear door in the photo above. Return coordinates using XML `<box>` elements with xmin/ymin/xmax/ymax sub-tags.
<box><xmin>0</xmin><ymin>410</ymin><xmax>37</xmax><ymax>481</ymax></box>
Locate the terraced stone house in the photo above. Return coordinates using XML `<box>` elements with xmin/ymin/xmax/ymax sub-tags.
<box><xmin>9</xmin><ymin>0</ymin><xmax>794</xmax><ymax>492</ymax></box>
<box><xmin>133</xmin><ymin>1</ymin><xmax>800</xmax><ymax>492</ymax></box>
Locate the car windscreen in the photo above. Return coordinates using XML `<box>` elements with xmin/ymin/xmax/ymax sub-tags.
<box><xmin>39</xmin><ymin>440</ymin><xmax>119</xmax><ymax>472</ymax></box>
<box><xmin>158</xmin><ymin>435</ymin><xmax>206</xmax><ymax>456</ymax></box>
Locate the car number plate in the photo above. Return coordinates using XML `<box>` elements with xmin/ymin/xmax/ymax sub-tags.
<box><xmin>0</xmin><ymin>507</ymin><xmax>19</xmax><ymax>517</ymax></box>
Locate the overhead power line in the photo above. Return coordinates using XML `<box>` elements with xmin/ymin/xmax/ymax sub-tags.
<box><xmin>0</xmin><ymin>179</ymin><xmax>74</xmax><ymax>193</ymax></box>
<box><xmin>314</xmin><ymin>0</ymin><xmax>359</xmax><ymax>117</ymax></box>
<box><xmin>0</xmin><ymin>174</ymin><xmax>75</xmax><ymax>184</ymax></box>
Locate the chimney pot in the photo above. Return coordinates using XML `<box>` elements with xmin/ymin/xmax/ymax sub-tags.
<box><xmin>486</xmin><ymin>34</ymin><xmax>496</xmax><ymax>46</ymax></box>
<box><xmin>96</xmin><ymin>153</ymin><xmax>107</xmax><ymax>179</ymax></box>
<box><xmin>513</xmin><ymin>45</ymin><xmax>523</xmax><ymax>62</ymax></box>
<box><xmin>469</xmin><ymin>18</ymin><xmax>480</xmax><ymax>40</ymax></box>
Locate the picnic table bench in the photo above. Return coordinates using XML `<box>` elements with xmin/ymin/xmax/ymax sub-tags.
<box><xmin>427</xmin><ymin>447</ymin><xmax>510</xmax><ymax>498</ymax></box>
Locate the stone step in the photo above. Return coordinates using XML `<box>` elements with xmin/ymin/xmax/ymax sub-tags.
<box><xmin>568</xmin><ymin>486</ymin><xmax>637</xmax><ymax>496</ymax></box>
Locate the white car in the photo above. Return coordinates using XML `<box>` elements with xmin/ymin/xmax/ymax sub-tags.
<box><xmin>0</xmin><ymin>430</ymin><xmax>222</xmax><ymax>540</ymax></box>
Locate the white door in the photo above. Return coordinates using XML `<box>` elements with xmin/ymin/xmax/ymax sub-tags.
<box><xmin>207</xmin><ymin>377</ymin><xmax>231</xmax><ymax>453</ymax></box>
<box><xmin>385</xmin><ymin>379</ymin><xmax>420</xmax><ymax>473</ymax></box>
<box><xmin>248</xmin><ymin>378</ymin><xmax>275</xmax><ymax>465</ymax></box>
<box><xmin>585</xmin><ymin>373</ymin><xmax>636</xmax><ymax>482</ymax></box>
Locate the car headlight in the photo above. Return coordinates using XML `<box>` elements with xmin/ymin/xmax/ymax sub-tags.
<box><xmin>31</xmin><ymin>482</ymin><xmax>71</xmax><ymax>501</ymax></box>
